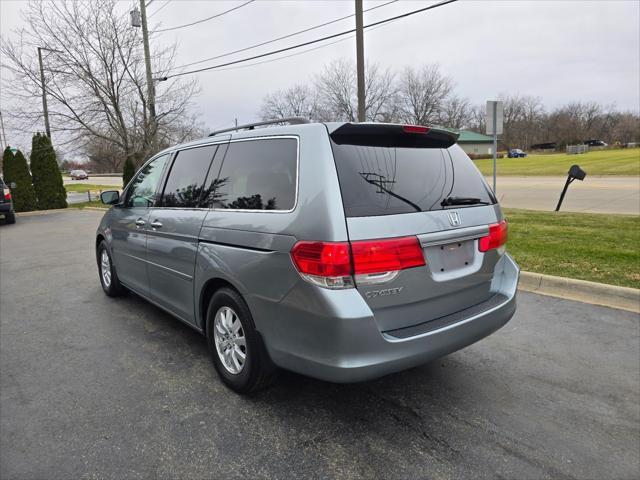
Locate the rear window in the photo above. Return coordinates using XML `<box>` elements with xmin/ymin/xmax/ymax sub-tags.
<box><xmin>210</xmin><ymin>138</ymin><xmax>297</xmax><ymax>211</ymax></box>
<box><xmin>331</xmin><ymin>142</ymin><xmax>495</xmax><ymax>217</ymax></box>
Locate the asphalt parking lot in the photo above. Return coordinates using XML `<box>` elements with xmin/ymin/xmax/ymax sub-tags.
<box><xmin>1</xmin><ymin>210</ymin><xmax>638</xmax><ymax>480</ymax></box>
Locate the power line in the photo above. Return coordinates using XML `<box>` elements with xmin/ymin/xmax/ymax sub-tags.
<box><xmin>163</xmin><ymin>0</ymin><xmax>458</xmax><ymax>79</ymax></box>
<box><xmin>212</xmin><ymin>22</ymin><xmax>389</xmax><ymax>74</ymax></box>
<box><xmin>155</xmin><ymin>0</ymin><xmax>255</xmax><ymax>33</ymax></box>
<box><xmin>165</xmin><ymin>0</ymin><xmax>398</xmax><ymax>72</ymax></box>
<box><xmin>148</xmin><ymin>0</ymin><xmax>171</xmax><ymax>18</ymax></box>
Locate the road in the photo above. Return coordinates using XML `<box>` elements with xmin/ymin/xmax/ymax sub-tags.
<box><xmin>63</xmin><ymin>176</ymin><xmax>122</xmax><ymax>187</ymax></box>
<box><xmin>1</xmin><ymin>211</ymin><xmax>638</xmax><ymax>479</ymax></box>
<box><xmin>487</xmin><ymin>175</ymin><xmax>639</xmax><ymax>215</ymax></box>
<box><xmin>63</xmin><ymin>176</ymin><xmax>122</xmax><ymax>204</ymax></box>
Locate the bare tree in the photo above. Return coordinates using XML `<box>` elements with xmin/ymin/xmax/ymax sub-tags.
<box><xmin>438</xmin><ymin>95</ymin><xmax>472</xmax><ymax>129</ymax></box>
<box><xmin>396</xmin><ymin>64</ymin><xmax>453</xmax><ymax>125</ymax></box>
<box><xmin>259</xmin><ymin>85</ymin><xmax>320</xmax><ymax>121</ymax></box>
<box><xmin>314</xmin><ymin>58</ymin><xmax>396</xmax><ymax>122</ymax></box>
<box><xmin>1</xmin><ymin>0</ymin><xmax>200</xmax><ymax>168</ymax></box>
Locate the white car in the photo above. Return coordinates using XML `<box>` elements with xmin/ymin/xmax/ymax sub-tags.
<box><xmin>70</xmin><ymin>169</ymin><xmax>89</xmax><ymax>180</ymax></box>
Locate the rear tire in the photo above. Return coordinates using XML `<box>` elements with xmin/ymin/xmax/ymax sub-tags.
<box><xmin>206</xmin><ymin>288</ymin><xmax>277</xmax><ymax>393</ymax></box>
<box><xmin>97</xmin><ymin>241</ymin><xmax>126</xmax><ymax>297</ymax></box>
<box><xmin>6</xmin><ymin>212</ymin><xmax>16</xmax><ymax>224</ymax></box>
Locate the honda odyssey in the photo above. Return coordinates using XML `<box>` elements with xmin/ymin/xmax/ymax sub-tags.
<box><xmin>96</xmin><ymin>119</ymin><xmax>519</xmax><ymax>393</ymax></box>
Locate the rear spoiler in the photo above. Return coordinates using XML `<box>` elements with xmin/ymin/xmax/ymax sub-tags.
<box><xmin>329</xmin><ymin>123</ymin><xmax>459</xmax><ymax>149</ymax></box>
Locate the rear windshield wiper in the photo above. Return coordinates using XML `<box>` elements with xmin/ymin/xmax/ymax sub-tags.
<box><xmin>441</xmin><ymin>196</ymin><xmax>491</xmax><ymax>207</ymax></box>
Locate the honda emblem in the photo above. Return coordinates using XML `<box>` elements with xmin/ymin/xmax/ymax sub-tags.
<box><xmin>447</xmin><ymin>211</ymin><xmax>461</xmax><ymax>227</ymax></box>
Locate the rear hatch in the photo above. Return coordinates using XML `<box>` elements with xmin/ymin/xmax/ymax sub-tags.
<box><xmin>328</xmin><ymin>123</ymin><xmax>505</xmax><ymax>333</ymax></box>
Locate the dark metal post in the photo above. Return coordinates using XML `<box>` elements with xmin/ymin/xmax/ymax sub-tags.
<box><xmin>492</xmin><ymin>103</ymin><xmax>497</xmax><ymax>194</ymax></box>
<box><xmin>555</xmin><ymin>177</ymin><xmax>573</xmax><ymax>211</ymax></box>
<box><xmin>355</xmin><ymin>0</ymin><xmax>365</xmax><ymax>122</ymax></box>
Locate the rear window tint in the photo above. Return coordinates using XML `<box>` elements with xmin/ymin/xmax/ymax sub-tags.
<box><xmin>331</xmin><ymin>142</ymin><xmax>495</xmax><ymax>217</ymax></box>
<box><xmin>210</xmin><ymin>138</ymin><xmax>297</xmax><ymax>211</ymax></box>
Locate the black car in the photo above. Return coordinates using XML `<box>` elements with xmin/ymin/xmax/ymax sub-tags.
<box><xmin>0</xmin><ymin>177</ymin><xmax>16</xmax><ymax>224</ymax></box>
<box><xmin>584</xmin><ymin>139</ymin><xmax>608</xmax><ymax>147</ymax></box>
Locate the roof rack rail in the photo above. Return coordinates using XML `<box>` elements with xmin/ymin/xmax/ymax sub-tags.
<box><xmin>208</xmin><ymin>117</ymin><xmax>310</xmax><ymax>137</ymax></box>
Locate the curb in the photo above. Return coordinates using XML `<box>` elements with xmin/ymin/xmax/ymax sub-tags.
<box><xmin>15</xmin><ymin>208</ymin><xmax>71</xmax><ymax>217</ymax></box>
<box><xmin>519</xmin><ymin>271</ymin><xmax>639</xmax><ymax>313</ymax></box>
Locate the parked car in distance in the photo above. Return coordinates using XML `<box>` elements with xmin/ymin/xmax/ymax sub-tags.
<box><xmin>0</xmin><ymin>176</ymin><xmax>16</xmax><ymax>224</ymax></box>
<box><xmin>96</xmin><ymin>119</ymin><xmax>519</xmax><ymax>393</ymax></box>
<box><xmin>508</xmin><ymin>148</ymin><xmax>527</xmax><ymax>158</ymax></box>
<box><xmin>584</xmin><ymin>139</ymin><xmax>608</xmax><ymax>147</ymax></box>
<box><xmin>70</xmin><ymin>169</ymin><xmax>89</xmax><ymax>180</ymax></box>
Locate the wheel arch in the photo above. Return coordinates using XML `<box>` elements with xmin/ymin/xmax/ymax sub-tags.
<box><xmin>198</xmin><ymin>277</ymin><xmax>243</xmax><ymax>334</ymax></box>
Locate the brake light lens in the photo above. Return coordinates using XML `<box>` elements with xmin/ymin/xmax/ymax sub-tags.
<box><xmin>3</xmin><ymin>188</ymin><xmax>10</xmax><ymax>201</ymax></box>
<box><xmin>351</xmin><ymin>237</ymin><xmax>425</xmax><ymax>274</ymax></box>
<box><xmin>479</xmin><ymin>220</ymin><xmax>508</xmax><ymax>252</ymax></box>
<box><xmin>290</xmin><ymin>236</ymin><xmax>425</xmax><ymax>289</ymax></box>
<box><xmin>290</xmin><ymin>241</ymin><xmax>353</xmax><ymax>289</ymax></box>
<box><xmin>403</xmin><ymin>125</ymin><xmax>430</xmax><ymax>134</ymax></box>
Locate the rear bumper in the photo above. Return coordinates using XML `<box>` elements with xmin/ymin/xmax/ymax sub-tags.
<box><xmin>260</xmin><ymin>253</ymin><xmax>519</xmax><ymax>383</ymax></box>
<box><xmin>0</xmin><ymin>203</ymin><xmax>13</xmax><ymax>214</ymax></box>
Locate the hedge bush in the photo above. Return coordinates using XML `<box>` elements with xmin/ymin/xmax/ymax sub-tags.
<box><xmin>30</xmin><ymin>133</ymin><xmax>67</xmax><ymax>210</ymax></box>
<box><xmin>2</xmin><ymin>146</ymin><xmax>38</xmax><ymax>212</ymax></box>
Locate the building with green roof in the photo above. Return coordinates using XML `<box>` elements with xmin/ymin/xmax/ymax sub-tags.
<box><xmin>456</xmin><ymin>130</ymin><xmax>495</xmax><ymax>155</ymax></box>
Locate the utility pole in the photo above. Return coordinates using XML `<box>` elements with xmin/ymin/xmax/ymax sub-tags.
<box><xmin>0</xmin><ymin>110</ymin><xmax>7</xmax><ymax>150</ymax></box>
<box><xmin>37</xmin><ymin>47</ymin><xmax>52</xmax><ymax>138</ymax></box>
<box><xmin>139</xmin><ymin>0</ymin><xmax>157</xmax><ymax>150</ymax></box>
<box><xmin>355</xmin><ymin>0</ymin><xmax>365</xmax><ymax>122</ymax></box>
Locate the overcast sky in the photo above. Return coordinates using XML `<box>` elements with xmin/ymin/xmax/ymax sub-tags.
<box><xmin>1</xmin><ymin>0</ymin><xmax>639</xmax><ymax>152</ymax></box>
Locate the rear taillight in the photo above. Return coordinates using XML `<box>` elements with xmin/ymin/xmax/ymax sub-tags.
<box><xmin>3</xmin><ymin>188</ymin><xmax>11</xmax><ymax>201</ymax></box>
<box><xmin>290</xmin><ymin>236</ymin><xmax>425</xmax><ymax>289</ymax></box>
<box><xmin>479</xmin><ymin>220</ymin><xmax>508</xmax><ymax>252</ymax></box>
<box><xmin>290</xmin><ymin>241</ymin><xmax>353</xmax><ymax>289</ymax></box>
<box><xmin>351</xmin><ymin>237</ymin><xmax>425</xmax><ymax>285</ymax></box>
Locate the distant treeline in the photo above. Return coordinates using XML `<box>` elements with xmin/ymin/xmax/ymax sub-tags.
<box><xmin>259</xmin><ymin>59</ymin><xmax>640</xmax><ymax>150</ymax></box>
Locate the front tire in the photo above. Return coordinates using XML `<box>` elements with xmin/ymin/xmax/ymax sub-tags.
<box><xmin>206</xmin><ymin>288</ymin><xmax>277</xmax><ymax>393</ymax></box>
<box><xmin>97</xmin><ymin>241</ymin><xmax>126</xmax><ymax>297</ymax></box>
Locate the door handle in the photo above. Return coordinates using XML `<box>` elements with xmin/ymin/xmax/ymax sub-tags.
<box><xmin>135</xmin><ymin>218</ymin><xmax>146</xmax><ymax>227</ymax></box>
<box><xmin>150</xmin><ymin>220</ymin><xmax>163</xmax><ymax>229</ymax></box>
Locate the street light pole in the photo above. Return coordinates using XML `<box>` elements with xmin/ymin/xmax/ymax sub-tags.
<box><xmin>37</xmin><ymin>47</ymin><xmax>52</xmax><ymax>138</ymax></box>
<box><xmin>355</xmin><ymin>0</ymin><xmax>365</xmax><ymax>122</ymax></box>
<box><xmin>139</xmin><ymin>0</ymin><xmax>157</xmax><ymax>150</ymax></box>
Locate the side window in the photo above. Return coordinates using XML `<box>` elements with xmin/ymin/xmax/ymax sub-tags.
<box><xmin>125</xmin><ymin>154</ymin><xmax>169</xmax><ymax>208</ymax></box>
<box><xmin>160</xmin><ymin>145</ymin><xmax>217</xmax><ymax>208</ymax></box>
<box><xmin>207</xmin><ymin>138</ymin><xmax>297</xmax><ymax>211</ymax></box>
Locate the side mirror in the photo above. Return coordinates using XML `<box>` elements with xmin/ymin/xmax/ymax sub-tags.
<box><xmin>9</xmin><ymin>182</ymin><xmax>16</xmax><ymax>189</ymax></box>
<box><xmin>100</xmin><ymin>190</ymin><xmax>120</xmax><ymax>205</ymax></box>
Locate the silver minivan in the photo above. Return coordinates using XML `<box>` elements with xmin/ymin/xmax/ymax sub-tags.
<box><xmin>96</xmin><ymin>119</ymin><xmax>519</xmax><ymax>393</ymax></box>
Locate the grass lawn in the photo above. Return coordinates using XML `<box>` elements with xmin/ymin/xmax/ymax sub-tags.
<box><xmin>68</xmin><ymin>200</ymin><xmax>107</xmax><ymax>209</ymax></box>
<box><xmin>504</xmin><ymin>208</ymin><xmax>639</xmax><ymax>288</ymax></box>
<box><xmin>474</xmin><ymin>147</ymin><xmax>640</xmax><ymax>176</ymax></box>
<box><xmin>65</xmin><ymin>183</ymin><xmax>116</xmax><ymax>193</ymax></box>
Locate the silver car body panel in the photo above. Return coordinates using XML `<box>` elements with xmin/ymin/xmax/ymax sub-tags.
<box><xmin>97</xmin><ymin>122</ymin><xmax>519</xmax><ymax>383</ymax></box>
